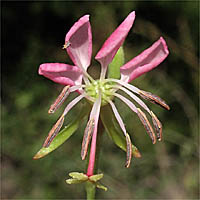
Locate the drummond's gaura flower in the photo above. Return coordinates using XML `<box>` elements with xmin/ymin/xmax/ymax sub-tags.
<box><xmin>34</xmin><ymin>11</ymin><xmax>169</xmax><ymax>188</ymax></box>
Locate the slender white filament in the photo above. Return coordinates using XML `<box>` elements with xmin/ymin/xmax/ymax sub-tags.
<box><xmin>108</xmin><ymin>100</ymin><xmax>127</xmax><ymax>136</ymax></box>
<box><xmin>114</xmin><ymin>85</ymin><xmax>151</xmax><ymax>114</ymax></box>
<box><xmin>69</xmin><ymin>85</ymin><xmax>85</xmax><ymax>92</ymax></box>
<box><xmin>63</xmin><ymin>94</ymin><xmax>85</xmax><ymax>116</ymax></box>
<box><xmin>105</xmin><ymin>78</ymin><xmax>140</xmax><ymax>94</ymax></box>
<box><xmin>114</xmin><ymin>93</ymin><xmax>138</xmax><ymax>113</ymax></box>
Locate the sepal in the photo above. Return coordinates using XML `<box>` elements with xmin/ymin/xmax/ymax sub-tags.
<box><xmin>89</xmin><ymin>173</ymin><xmax>103</xmax><ymax>182</ymax></box>
<box><xmin>95</xmin><ymin>183</ymin><xmax>108</xmax><ymax>191</ymax></box>
<box><xmin>69</xmin><ymin>172</ymin><xmax>88</xmax><ymax>181</ymax></box>
<box><xmin>66</xmin><ymin>179</ymin><xmax>86</xmax><ymax>184</ymax></box>
<box><xmin>66</xmin><ymin>172</ymin><xmax>107</xmax><ymax>191</ymax></box>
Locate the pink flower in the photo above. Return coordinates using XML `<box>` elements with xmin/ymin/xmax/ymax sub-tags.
<box><xmin>38</xmin><ymin>11</ymin><xmax>169</xmax><ymax>177</ymax></box>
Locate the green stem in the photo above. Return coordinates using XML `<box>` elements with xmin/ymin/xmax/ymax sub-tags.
<box><xmin>85</xmin><ymin>119</ymin><xmax>104</xmax><ymax>200</ymax></box>
<box><xmin>86</xmin><ymin>181</ymin><xmax>96</xmax><ymax>200</ymax></box>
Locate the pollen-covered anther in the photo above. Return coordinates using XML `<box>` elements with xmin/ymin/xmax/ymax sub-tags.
<box><xmin>139</xmin><ymin>90</ymin><xmax>170</xmax><ymax>111</ymax></box>
<box><xmin>43</xmin><ymin>115</ymin><xmax>65</xmax><ymax>147</ymax></box>
<box><xmin>137</xmin><ymin>108</ymin><xmax>156</xmax><ymax>144</ymax></box>
<box><xmin>48</xmin><ymin>85</ymin><xmax>70</xmax><ymax>114</ymax></box>
<box><xmin>125</xmin><ymin>133</ymin><xmax>132</xmax><ymax>168</ymax></box>
<box><xmin>81</xmin><ymin>119</ymin><xmax>95</xmax><ymax>160</ymax></box>
<box><xmin>151</xmin><ymin>111</ymin><xmax>163</xmax><ymax>141</ymax></box>
<box><xmin>62</xmin><ymin>41</ymin><xmax>71</xmax><ymax>49</ymax></box>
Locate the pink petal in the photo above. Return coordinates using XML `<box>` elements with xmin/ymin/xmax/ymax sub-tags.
<box><xmin>95</xmin><ymin>11</ymin><xmax>135</xmax><ymax>68</ymax></box>
<box><xmin>120</xmin><ymin>37</ymin><xmax>169</xmax><ymax>83</ymax></box>
<box><xmin>65</xmin><ymin>15</ymin><xmax>92</xmax><ymax>71</ymax></box>
<box><xmin>39</xmin><ymin>63</ymin><xmax>83</xmax><ymax>86</ymax></box>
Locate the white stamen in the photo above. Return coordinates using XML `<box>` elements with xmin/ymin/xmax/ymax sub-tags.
<box><xmin>105</xmin><ymin>78</ymin><xmax>140</xmax><ymax>94</ymax></box>
<box><xmin>48</xmin><ymin>85</ymin><xmax>70</xmax><ymax>114</ymax></box>
<box><xmin>81</xmin><ymin>119</ymin><xmax>95</xmax><ymax>160</ymax></box>
<box><xmin>125</xmin><ymin>133</ymin><xmax>132</xmax><ymax>168</ymax></box>
<box><xmin>69</xmin><ymin>85</ymin><xmax>86</xmax><ymax>93</ymax></box>
<box><xmin>68</xmin><ymin>85</ymin><xmax>93</xmax><ymax>103</ymax></box>
<box><xmin>114</xmin><ymin>93</ymin><xmax>138</xmax><ymax>113</ymax></box>
<box><xmin>109</xmin><ymin>100</ymin><xmax>133</xmax><ymax>168</ymax></box>
<box><xmin>115</xmin><ymin>85</ymin><xmax>151</xmax><ymax>114</ymax></box>
<box><xmin>63</xmin><ymin>94</ymin><xmax>85</xmax><ymax>116</ymax></box>
<box><xmin>108</xmin><ymin>100</ymin><xmax>127</xmax><ymax>136</ymax></box>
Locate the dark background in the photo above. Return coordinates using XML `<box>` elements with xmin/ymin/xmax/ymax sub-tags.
<box><xmin>2</xmin><ymin>1</ymin><xmax>199</xmax><ymax>199</ymax></box>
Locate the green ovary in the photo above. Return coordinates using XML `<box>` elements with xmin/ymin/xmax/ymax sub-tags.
<box><xmin>85</xmin><ymin>80</ymin><xmax>115</xmax><ymax>105</ymax></box>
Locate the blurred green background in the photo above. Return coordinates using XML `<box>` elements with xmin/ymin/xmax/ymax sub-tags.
<box><xmin>2</xmin><ymin>1</ymin><xmax>199</xmax><ymax>199</ymax></box>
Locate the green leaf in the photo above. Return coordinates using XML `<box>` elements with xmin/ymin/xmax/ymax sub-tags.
<box><xmin>66</xmin><ymin>178</ymin><xmax>86</xmax><ymax>184</ymax></box>
<box><xmin>108</xmin><ymin>46</ymin><xmax>124</xmax><ymax>79</ymax></box>
<box><xmin>33</xmin><ymin>103</ymin><xmax>90</xmax><ymax>159</ymax></box>
<box><xmin>96</xmin><ymin>183</ymin><xmax>108</xmax><ymax>191</ymax></box>
<box><xmin>89</xmin><ymin>173</ymin><xmax>103</xmax><ymax>182</ymax></box>
<box><xmin>101</xmin><ymin>105</ymin><xmax>141</xmax><ymax>158</ymax></box>
<box><xmin>69</xmin><ymin>172</ymin><xmax>88</xmax><ymax>181</ymax></box>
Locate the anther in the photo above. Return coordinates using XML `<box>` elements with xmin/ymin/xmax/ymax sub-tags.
<box><xmin>137</xmin><ymin>108</ymin><xmax>156</xmax><ymax>144</ymax></box>
<box><xmin>48</xmin><ymin>85</ymin><xmax>70</xmax><ymax>114</ymax></box>
<box><xmin>43</xmin><ymin>115</ymin><xmax>65</xmax><ymax>147</ymax></box>
<box><xmin>139</xmin><ymin>90</ymin><xmax>170</xmax><ymax>110</ymax></box>
<box><xmin>151</xmin><ymin>111</ymin><xmax>163</xmax><ymax>141</ymax></box>
<box><xmin>81</xmin><ymin>119</ymin><xmax>95</xmax><ymax>160</ymax></box>
<box><xmin>62</xmin><ymin>41</ymin><xmax>71</xmax><ymax>49</ymax></box>
<box><xmin>125</xmin><ymin>133</ymin><xmax>132</xmax><ymax>168</ymax></box>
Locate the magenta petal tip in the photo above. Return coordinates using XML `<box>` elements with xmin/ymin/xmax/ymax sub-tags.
<box><xmin>64</xmin><ymin>14</ymin><xmax>90</xmax><ymax>44</ymax></box>
<box><xmin>120</xmin><ymin>36</ymin><xmax>169</xmax><ymax>83</ymax></box>
<box><xmin>64</xmin><ymin>14</ymin><xmax>92</xmax><ymax>71</ymax></box>
<box><xmin>159</xmin><ymin>36</ymin><xmax>169</xmax><ymax>55</ymax></box>
<box><xmin>95</xmin><ymin>11</ymin><xmax>136</xmax><ymax>68</ymax></box>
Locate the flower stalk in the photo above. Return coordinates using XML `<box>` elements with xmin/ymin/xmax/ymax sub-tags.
<box><xmin>85</xmin><ymin>181</ymin><xmax>96</xmax><ymax>200</ymax></box>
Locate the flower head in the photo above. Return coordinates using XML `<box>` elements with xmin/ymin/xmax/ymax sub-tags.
<box><xmin>35</xmin><ymin>11</ymin><xmax>169</xmax><ymax>181</ymax></box>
